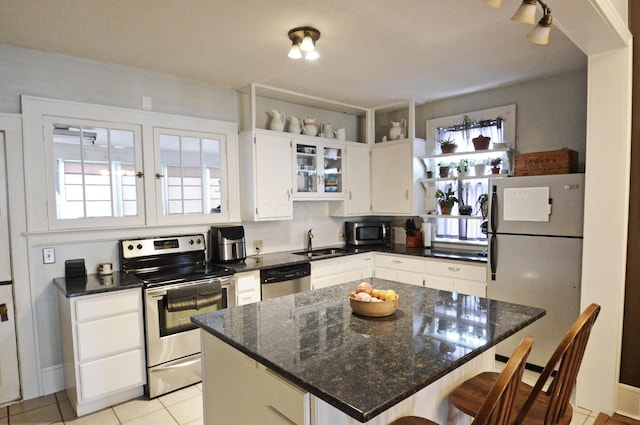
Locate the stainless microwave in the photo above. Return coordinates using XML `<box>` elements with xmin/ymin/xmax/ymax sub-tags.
<box><xmin>345</xmin><ymin>221</ymin><xmax>391</xmax><ymax>246</ymax></box>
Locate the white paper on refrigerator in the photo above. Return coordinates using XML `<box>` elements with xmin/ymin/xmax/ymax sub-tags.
<box><xmin>503</xmin><ymin>187</ymin><xmax>551</xmax><ymax>222</ymax></box>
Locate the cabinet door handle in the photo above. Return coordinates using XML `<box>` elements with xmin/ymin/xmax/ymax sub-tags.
<box><xmin>349</xmin><ymin>190</ymin><xmax>352</xmax><ymax>200</ymax></box>
<box><xmin>155</xmin><ymin>173</ymin><xmax>164</xmax><ymax>179</ymax></box>
<box><xmin>405</xmin><ymin>190</ymin><xmax>409</xmax><ymax>200</ymax></box>
<box><xmin>286</xmin><ymin>189</ymin><xmax>291</xmax><ymax>201</ymax></box>
<box><xmin>136</xmin><ymin>171</ymin><xmax>144</xmax><ymax>178</ymax></box>
<box><xmin>448</xmin><ymin>266</ymin><xmax>461</xmax><ymax>272</ymax></box>
<box><xmin>392</xmin><ymin>260</ymin><xmax>402</xmax><ymax>264</ymax></box>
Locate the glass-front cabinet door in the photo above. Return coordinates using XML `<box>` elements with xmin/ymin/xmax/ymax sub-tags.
<box><xmin>294</xmin><ymin>140</ymin><xmax>343</xmax><ymax>198</ymax></box>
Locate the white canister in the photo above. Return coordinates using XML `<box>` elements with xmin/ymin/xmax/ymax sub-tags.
<box><xmin>421</xmin><ymin>223</ymin><xmax>432</xmax><ymax>248</ymax></box>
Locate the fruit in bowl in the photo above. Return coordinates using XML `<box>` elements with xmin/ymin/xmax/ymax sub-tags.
<box><xmin>348</xmin><ymin>282</ymin><xmax>398</xmax><ymax>317</ymax></box>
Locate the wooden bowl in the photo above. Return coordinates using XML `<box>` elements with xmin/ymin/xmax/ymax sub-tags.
<box><xmin>349</xmin><ymin>296</ymin><xmax>398</xmax><ymax>317</ymax></box>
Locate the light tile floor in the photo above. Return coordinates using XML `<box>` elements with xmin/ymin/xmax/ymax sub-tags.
<box><xmin>0</xmin><ymin>383</ymin><xmax>204</xmax><ymax>425</ymax></box>
<box><xmin>0</xmin><ymin>375</ymin><xmax>602</xmax><ymax>425</ymax></box>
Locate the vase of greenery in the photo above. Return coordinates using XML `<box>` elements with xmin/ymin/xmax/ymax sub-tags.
<box><xmin>435</xmin><ymin>186</ymin><xmax>458</xmax><ymax>215</ymax></box>
<box><xmin>457</xmin><ymin>159</ymin><xmax>469</xmax><ymax>177</ymax></box>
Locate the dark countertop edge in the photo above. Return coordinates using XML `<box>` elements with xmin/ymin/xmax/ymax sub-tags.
<box><xmin>221</xmin><ymin>243</ymin><xmax>487</xmax><ymax>274</ymax></box>
<box><xmin>192</xmin><ymin>307</ymin><xmax>545</xmax><ymax>423</ymax></box>
<box><xmin>54</xmin><ymin>273</ymin><xmax>142</xmax><ymax>298</ymax></box>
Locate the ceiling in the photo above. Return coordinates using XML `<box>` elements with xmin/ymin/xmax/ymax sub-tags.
<box><xmin>0</xmin><ymin>0</ymin><xmax>587</xmax><ymax>107</ymax></box>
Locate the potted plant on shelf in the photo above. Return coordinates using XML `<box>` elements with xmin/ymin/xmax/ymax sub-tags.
<box><xmin>438</xmin><ymin>162</ymin><xmax>450</xmax><ymax>178</ymax></box>
<box><xmin>435</xmin><ymin>186</ymin><xmax>458</xmax><ymax>215</ymax></box>
<box><xmin>474</xmin><ymin>160</ymin><xmax>488</xmax><ymax>177</ymax></box>
<box><xmin>475</xmin><ymin>193</ymin><xmax>489</xmax><ymax>219</ymax></box>
<box><xmin>490</xmin><ymin>156</ymin><xmax>502</xmax><ymax>174</ymax></box>
<box><xmin>472</xmin><ymin>134</ymin><xmax>491</xmax><ymax>150</ymax></box>
<box><xmin>457</xmin><ymin>159</ymin><xmax>469</xmax><ymax>177</ymax></box>
<box><xmin>438</xmin><ymin>136</ymin><xmax>458</xmax><ymax>154</ymax></box>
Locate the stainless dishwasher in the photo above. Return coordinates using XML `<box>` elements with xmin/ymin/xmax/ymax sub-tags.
<box><xmin>260</xmin><ymin>263</ymin><xmax>311</xmax><ymax>300</ymax></box>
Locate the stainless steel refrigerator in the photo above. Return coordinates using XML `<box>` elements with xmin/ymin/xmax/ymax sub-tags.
<box><xmin>487</xmin><ymin>173</ymin><xmax>585</xmax><ymax>368</ymax></box>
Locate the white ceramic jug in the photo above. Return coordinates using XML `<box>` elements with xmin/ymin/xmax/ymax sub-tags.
<box><xmin>321</xmin><ymin>123</ymin><xmax>332</xmax><ymax>138</ymax></box>
<box><xmin>302</xmin><ymin>118</ymin><xmax>318</xmax><ymax>136</ymax></box>
<box><xmin>269</xmin><ymin>110</ymin><xmax>286</xmax><ymax>132</ymax></box>
<box><xmin>333</xmin><ymin>128</ymin><xmax>346</xmax><ymax>141</ymax></box>
<box><xmin>288</xmin><ymin>116</ymin><xmax>302</xmax><ymax>133</ymax></box>
<box><xmin>389</xmin><ymin>118</ymin><xmax>407</xmax><ymax>140</ymax></box>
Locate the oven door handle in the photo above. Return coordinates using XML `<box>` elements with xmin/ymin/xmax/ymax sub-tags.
<box><xmin>154</xmin><ymin>356</ymin><xmax>201</xmax><ymax>370</ymax></box>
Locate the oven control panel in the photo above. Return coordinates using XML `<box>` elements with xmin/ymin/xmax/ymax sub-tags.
<box><xmin>120</xmin><ymin>234</ymin><xmax>206</xmax><ymax>259</ymax></box>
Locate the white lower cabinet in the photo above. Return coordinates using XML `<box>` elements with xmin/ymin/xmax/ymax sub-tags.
<box><xmin>310</xmin><ymin>253</ymin><xmax>374</xmax><ymax>290</ymax></box>
<box><xmin>374</xmin><ymin>253</ymin><xmax>425</xmax><ymax>286</ymax></box>
<box><xmin>424</xmin><ymin>258</ymin><xmax>487</xmax><ymax>297</ymax></box>
<box><xmin>236</xmin><ymin>270</ymin><xmax>261</xmax><ymax>305</ymax></box>
<box><xmin>375</xmin><ymin>253</ymin><xmax>487</xmax><ymax>296</ymax></box>
<box><xmin>58</xmin><ymin>288</ymin><xmax>146</xmax><ymax>416</ymax></box>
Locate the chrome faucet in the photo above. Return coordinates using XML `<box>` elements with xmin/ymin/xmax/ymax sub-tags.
<box><xmin>307</xmin><ymin>229</ymin><xmax>314</xmax><ymax>252</ymax></box>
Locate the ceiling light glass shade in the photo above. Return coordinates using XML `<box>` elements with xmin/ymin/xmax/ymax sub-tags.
<box><xmin>300</xmin><ymin>34</ymin><xmax>315</xmax><ymax>52</ymax></box>
<box><xmin>288</xmin><ymin>43</ymin><xmax>302</xmax><ymax>59</ymax></box>
<box><xmin>511</xmin><ymin>0</ymin><xmax>538</xmax><ymax>24</ymax></box>
<box><xmin>527</xmin><ymin>13</ymin><xmax>552</xmax><ymax>44</ymax></box>
<box><xmin>304</xmin><ymin>50</ymin><xmax>319</xmax><ymax>61</ymax></box>
<box><xmin>484</xmin><ymin>0</ymin><xmax>502</xmax><ymax>8</ymax></box>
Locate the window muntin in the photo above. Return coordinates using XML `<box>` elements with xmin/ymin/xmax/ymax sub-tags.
<box><xmin>158</xmin><ymin>131</ymin><xmax>223</xmax><ymax>216</ymax></box>
<box><xmin>52</xmin><ymin>123</ymin><xmax>139</xmax><ymax>220</ymax></box>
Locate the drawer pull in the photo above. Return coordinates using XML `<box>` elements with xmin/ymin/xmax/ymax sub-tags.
<box><xmin>448</xmin><ymin>267</ymin><xmax>461</xmax><ymax>272</ymax></box>
<box><xmin>392</xmin><ymin>260</ymin><xmax>402</xmax><ymax>264</ymax></box>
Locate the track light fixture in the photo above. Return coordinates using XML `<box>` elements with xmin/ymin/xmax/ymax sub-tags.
<box><xmin>487</xmin><ymin>0</ymin><xmax>553</xmax><ymax>45</ymax></box>
<box><xmin>288</xmin><ymin>26</ymin><xmax>321</xmax><ymax>60</ymax></box>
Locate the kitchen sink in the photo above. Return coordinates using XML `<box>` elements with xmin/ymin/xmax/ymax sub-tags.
<box><xmin>293</xmin><ymin>247</ymin><xmax>348</xmax><ymax>258</ymax></box>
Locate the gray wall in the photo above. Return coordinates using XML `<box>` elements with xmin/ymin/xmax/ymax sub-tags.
<box><xmin>416</xmin><ymin>68</ymin><xmax>588</xmax><ymax>171</ymax></box>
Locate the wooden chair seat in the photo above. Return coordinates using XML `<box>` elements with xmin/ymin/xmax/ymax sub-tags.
<box><xmin>450</xmin><ymin>371</ymin><xmax>573</xmax><ymax>425</ymax></box>
<box><xmin>450</xmin><ymin>303</ymin><xmax>600</xmax><ymax>425</ymax></box>
<box><xmin>390</xmin><ymin>336</ymin><xmax>535</xmax><ymax>425</ymax></box>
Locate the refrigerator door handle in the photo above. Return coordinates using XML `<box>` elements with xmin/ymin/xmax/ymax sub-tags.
<box><xmin>490</xmin><ymin>185</ymin><xmax>498</xmax><ymax>234</ymax></box>
<box><xmin>490</xmin><ymin>234</ymin><xmax>497</xmax><ymax>281</ymax></box>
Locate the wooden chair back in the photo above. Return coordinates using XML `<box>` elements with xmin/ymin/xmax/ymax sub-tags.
<box><xmin>472</xmin><ymin>336</ymin><xmax>535</xmax><ymax>425</ymax></box>
<box><xmin>514</xmin><ymin>303</ymin><xmax>601</xmax><ymax>425</ymax></box>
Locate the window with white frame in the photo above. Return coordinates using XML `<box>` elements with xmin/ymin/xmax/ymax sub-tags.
<box><xmin>426</xmin><ymin>104</ymin><xmax>516</xmax><ymax>243</ymax></box>
<box><xmin>156</xmin><ymin>130</ymin><xmax>224</xmax><ymax>216</ymax></box>
<box><xmin>51</xmin><ymin>122</ymin><xmax>141</xmax><ymax>220</ymax></box>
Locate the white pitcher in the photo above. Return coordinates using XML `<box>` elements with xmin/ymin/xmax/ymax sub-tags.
<box><xmin>389</xmin><ymin>118</ymin><xmax>407</xmax><ymax>140</ymax></box>
<box><xmin>302</xmin><ymin>118</ymin><xmax>318</xmax><ymax>136</ymax></box>
<box><xmin>268</xmin><ymin>110</ymin><xmax>286</xmax><ymax>132</ymax></box>
<box><xmin>288</xmin><ymin>116</ymin><xmax>302</xmax><ymax>133</ymax></box>
<box><xmin>321</xmin><ymin>123</ymin><xmax>332</xmax><ymax>138</ymax></box>
<box><xmin>333</xmin><ymin>128</ymin><xmax>346</xmax><ymax>141</ymax></box>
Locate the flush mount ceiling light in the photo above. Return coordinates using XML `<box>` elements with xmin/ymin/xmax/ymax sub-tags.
<box><xmin>486</xmin><ymin>0</ymin><xmax>553</xmax><ymax>45</ymax></box>
<box><xmin>288</xmin><ymin>26</ymin><xmax>320</xmax><ymax>60</ymax></box>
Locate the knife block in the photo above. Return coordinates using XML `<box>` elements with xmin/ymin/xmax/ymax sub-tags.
<box><xmin>405</xmin><ymin>232</ymin><xmax>422</xmax><ymax>248</ymax></box>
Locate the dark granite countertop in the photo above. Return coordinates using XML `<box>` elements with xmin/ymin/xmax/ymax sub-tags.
<box><xmin>54</xmin><ymin>272</ymin><xmax>142</xmax><ymax>298</ymax></box>
<box><xmin>220</xmin><ymin>243</ymin><xmax>487</xmax><ymax>273</ymax></box>
<box><xmin>191</xmin><ymin>278</ymin><xmax>544</xmax><ymax>422</ymax></box>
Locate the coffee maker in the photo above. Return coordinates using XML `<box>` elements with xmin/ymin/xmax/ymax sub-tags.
<box><xmin>208</xmin><ymin>226</ymin><xmax>247</xmax><ymax>262</ymax></box>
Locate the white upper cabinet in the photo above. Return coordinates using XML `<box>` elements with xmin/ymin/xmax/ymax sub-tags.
<box><xmin>22</xmin><ymin>96</ymin><xmax>239</xmax><ymax>231</ymax></box>
<box><xmin>293</xmin><ymin>139</ymin><xmax>344</xmax><ymax>200</ymax></box>
<box><xmin>239</xmin><ymin>131</ymin><xmax>294</xmax><ymax>221</ymax></box>
<box><xmin>330</xmin><ymin>143</ymin><xmax>371</xmax><ymax>216</ymax></box>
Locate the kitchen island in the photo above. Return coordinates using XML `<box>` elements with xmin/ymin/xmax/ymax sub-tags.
<box><xmin>191</xmin><ymin>278</ymin><xmax>544</xmax><ymax>424</ymax></box>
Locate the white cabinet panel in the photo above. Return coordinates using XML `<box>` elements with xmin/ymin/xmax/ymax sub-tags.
<box><xmin>453</xmin><ymin>279</ymin><xmax>486</xmax><ymax>297</ymax></box>
<box><xmin>76</xmin><ymin>312</ymin><xmax>142</xmax><ymax>362</ymax></box>
<box><xmin>263</xmin><ymin>367</ymin><xmax>310</xmax><ymax>425</ymax></box>
<box><xmin>79</xmin><ymin>349</ymin><xmax>145</xmax><ymax>401</ymax></box>
<box><xmin>424</xmin><ymin>260</ymin><xmax>486</xmax><ymax>282</ymax></box>
<box><xmin>75</xmin><ymin>290</ymin><xmax>140</xmax><ymax>322</ymax></box>
<box><xmin>236</xmin><ymin>270</ymin><xmax>261</xmax><ymax>305</ymax></box>
<box><xmin>423</xmin><ymin>274</ymin><xmax>454</xmax><ymax>292</ymax></box>
<box><xmin>375</xmin><ymin>254</ymin><xmax>423</xmax><ymax>273</ymax></box>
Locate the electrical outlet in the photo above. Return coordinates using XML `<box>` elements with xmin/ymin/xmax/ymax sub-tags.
<box><xmin>253</xmin><ymin>240</ymin><xmax>263</xmax><ymax>253</ymax></box>
<box><xmin>43</xmin><ymin>248</ymin><xmax>55</xmax><ymax>264</ymax></box>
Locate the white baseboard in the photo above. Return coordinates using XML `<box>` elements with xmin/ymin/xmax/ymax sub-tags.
<box><xmin>617</xmin><ymin>383</ymin><xmax>640</xmax><ymax>420</ymax></box>
<box><xmin>40</xmin><ymin>364</ymin><xmax>65</xmax><ymax>397</ymax></box>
